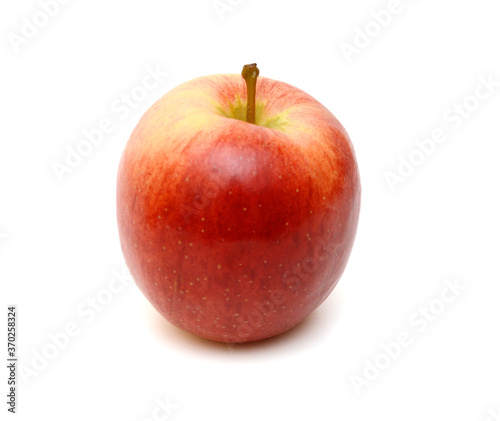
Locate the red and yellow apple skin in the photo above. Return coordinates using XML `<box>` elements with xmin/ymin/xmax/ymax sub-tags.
<box><xmin>117</xmin><ymin>74</ymin><xmax>360</xmax><ymax>343</ymax></box>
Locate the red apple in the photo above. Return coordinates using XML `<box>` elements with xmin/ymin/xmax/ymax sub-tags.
<box><xmin>117</xmin><ymin>64</ymin><xmax>360</xmax><ymax>343</ymax></box>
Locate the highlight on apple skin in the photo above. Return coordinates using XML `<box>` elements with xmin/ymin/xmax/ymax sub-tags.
<box><xmin>116</xmin><ymin>64</ymin><xmax>361</xmax><ymax>343</ymax></box>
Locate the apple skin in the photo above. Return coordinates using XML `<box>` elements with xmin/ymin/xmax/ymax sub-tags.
<box><xmin>116</xmin><ymin>73</ymin><xmax>360</xmax><ymax>343</ymax></box>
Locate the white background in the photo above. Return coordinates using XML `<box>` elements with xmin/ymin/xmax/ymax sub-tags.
<box><xmin>1</xmin><ymin>0</ymin><xmax>499</xmax><ymax>419</ymax></box>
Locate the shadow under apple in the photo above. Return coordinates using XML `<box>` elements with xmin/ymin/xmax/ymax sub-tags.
<box><xmin>145</xmin><ymin>287</ymin><xmax>345</xmax><ymax>359</ymax></box>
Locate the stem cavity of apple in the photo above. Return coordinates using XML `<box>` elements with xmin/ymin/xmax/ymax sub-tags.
<box><xmin>241</xmin><ymin>63</ymin><xmax>259</xmax><ymax>124</ymax></box>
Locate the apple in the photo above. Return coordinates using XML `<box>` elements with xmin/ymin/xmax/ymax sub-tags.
<box><xmin>117</xmin><ymin>64</ymin><xmax>360</xmax><ymax>343</ymax></box>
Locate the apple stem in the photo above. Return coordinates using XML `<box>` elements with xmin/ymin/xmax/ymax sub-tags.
<box><xmin>241</xmin><ymin>63</ymin><xmax>259</xmax><ymax>124</ymax></box>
